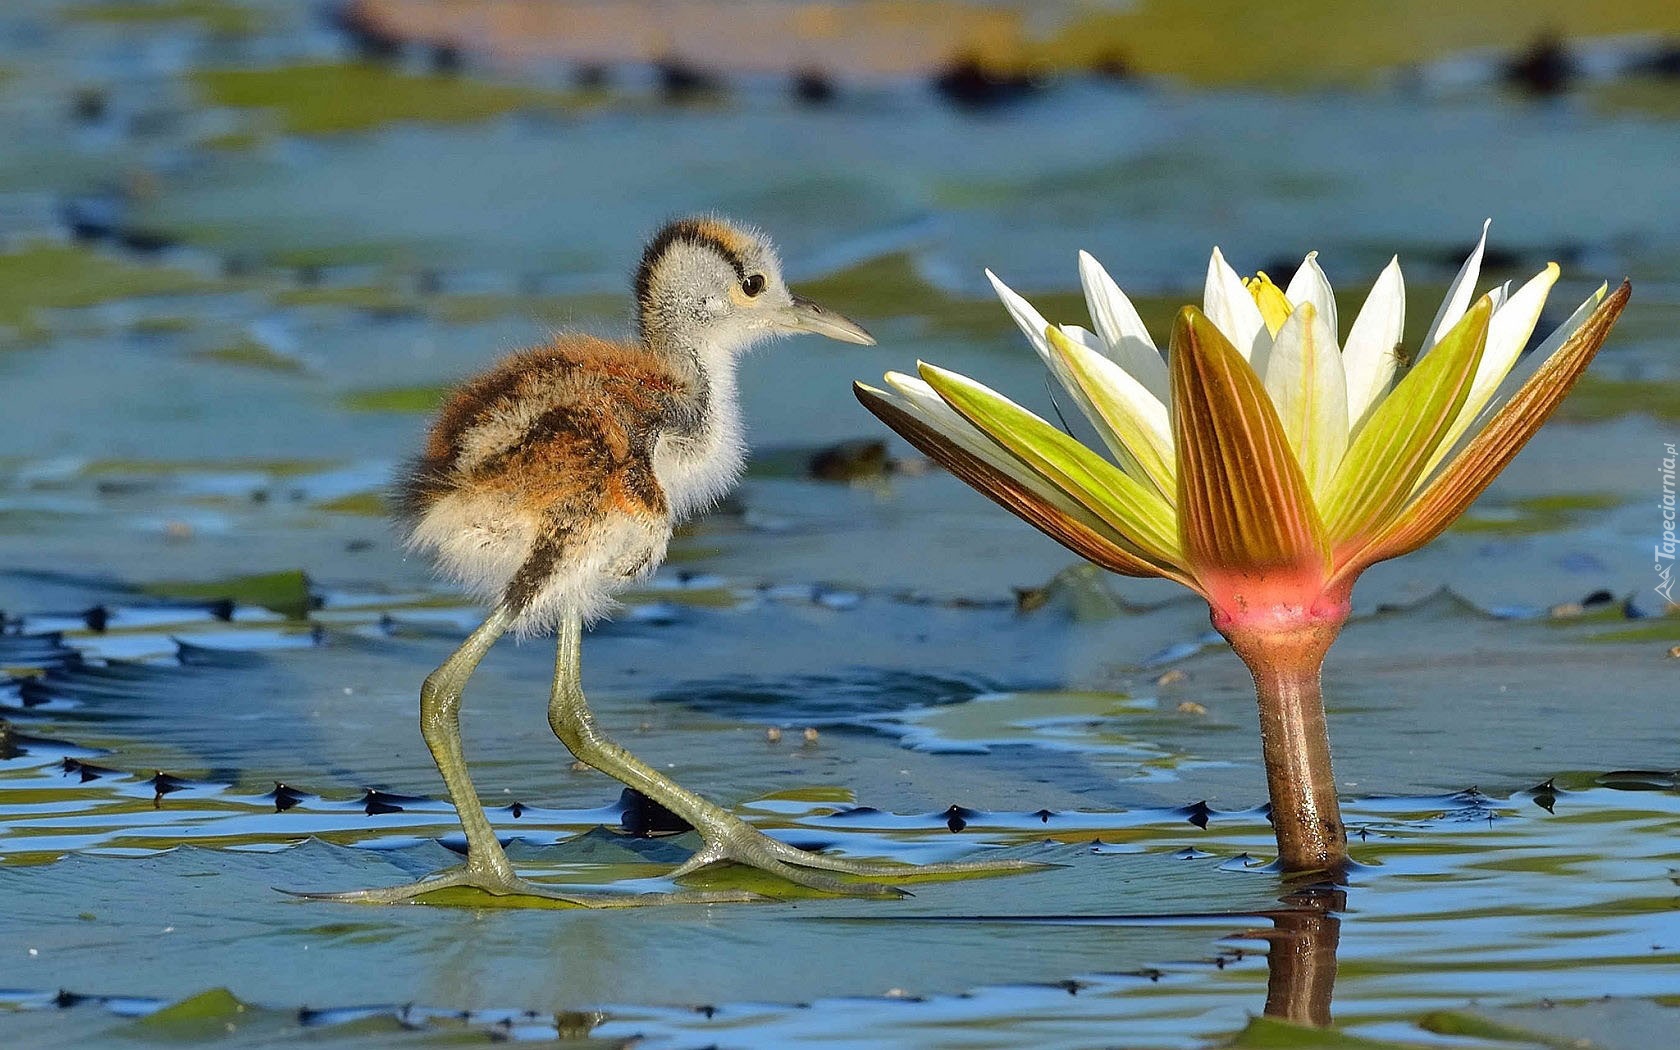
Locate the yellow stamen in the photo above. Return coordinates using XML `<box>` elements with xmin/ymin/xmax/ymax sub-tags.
<box><xmin>1245</xmin><ymin>272</ymin><xmax>1293</xmax><ymax>336</ymax></box>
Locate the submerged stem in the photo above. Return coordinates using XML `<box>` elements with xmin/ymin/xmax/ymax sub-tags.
<box><xmin>1221</xmin><ymin>609</ymin><xmax>1350</xmax><ymax>875</ymax></box>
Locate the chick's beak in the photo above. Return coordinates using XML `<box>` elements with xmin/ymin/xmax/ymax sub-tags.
<box><xmin>778</xmin><ymin>294</ymin><xmax>876</xmax><ymax>345</ymax></box>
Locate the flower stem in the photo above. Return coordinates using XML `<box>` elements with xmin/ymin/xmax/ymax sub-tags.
<box><xmin>1222</xmin><ymin>613</ymin><xmax>1350</xmax><ymax>875</ymax></box>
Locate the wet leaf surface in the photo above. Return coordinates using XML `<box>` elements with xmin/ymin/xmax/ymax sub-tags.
<box><xmin>2</xmin><ymin>2</ymin><xmax>1679</xmax><ymax>1047</ymax></box>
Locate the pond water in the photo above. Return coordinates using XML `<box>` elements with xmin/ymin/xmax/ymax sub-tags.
<box><xmin>0</xmin><ymin>2</ymin><xmax>1677</xmax><ymax>1047</ymax></box>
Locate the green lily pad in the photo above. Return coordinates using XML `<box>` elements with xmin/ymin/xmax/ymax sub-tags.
<box><xmin>192</xmin><ymin>64</ymin><xmax>593</xmax><ymax>136</ymax></box>
<box><xmin>339</xmin><ymin>386</ymin><xmax>448</xmax><ymax>414</ymax></box>
<box><xmin>141</xmin><ymin>569</ymin><xmax>313</xmax><ymax>620</ymax></box>
<box><xmin>194</xmin><ymin>339</ymin><xmax>307</xmax><ymax>374</ymax></box>
<box><xmin>0</xmin><ymin>244</ymin><xmax>223</xmax><ymax>343</ymax></box>
<box><xmin>125</xmin><ymin>987</ymin><xmax>262</xmax><ymax>1039</ymax></box>
<box><xmin>1421</xmin><ymin>999</ymin><xmax>1680</xmax><ymax>1050</ymax></box>
<box><xmin>1221</xmin><ymin>1017</ymin><xmax>1424</xmax><ymax>1048</ymax></box>
<box><xmin>65</xmin><ymin>1</ymin><xmax>264</xmax><ymax>36</ymax></box>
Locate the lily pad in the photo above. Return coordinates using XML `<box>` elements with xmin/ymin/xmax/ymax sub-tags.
<box><xmin>140</xmin><ymin>570</ymin><xmax>313</xmax><ymax>620</ymax></box>
<box><xmin>192</xmin><ymin>64</ymin><xmax>592</xmax><ymax>136</ymax></box>
<box><xmin>0</xmin><ymin>244</ymin><xmax>224</xmax><ymax>343</ymax></box>
<box><xmin>1221</xmin><ymin>1016</ymin><xmax>1423</xmax><ymax>1048</ymax></box>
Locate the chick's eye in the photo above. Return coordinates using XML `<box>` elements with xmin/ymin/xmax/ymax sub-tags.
<box><xmin>741</xmin><ymin>274</ymin><xmax>766</xmax><ymax>297</ymax></box>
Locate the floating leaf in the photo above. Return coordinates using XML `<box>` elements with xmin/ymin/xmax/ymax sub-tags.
<box><xmin>142</xmin><ymin>569</ymin><xmax>313</xmax><ymax>620</ymax></box>
<box><xmin>1222</xmin><ymin>1015</ymin><xmax>1425</xmax><ymax>1048</ymax></box>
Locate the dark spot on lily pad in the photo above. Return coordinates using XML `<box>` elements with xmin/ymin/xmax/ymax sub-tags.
<box><xmin>808</xmin><ymin>439</ymin><xmax>888</xmax><ymax>481</ymax></box>
<box><xmin>656</xmin><ymin>56</ymin><xmax>723</xmax><ymax>102</ymax></box>
<box><xmin>360</xmin><ymin>789</ymin><xmax>408</xmax><ymax>815</ymax></box>
<box><xmin>791</xmin><ymin>68</ymin><xmax>836</xmax><ymax>106</ymax></box>
<box><xmin>617</xmin><ymin>787</ymin><xmax>691</xmax><ymax>837</ymax></box>
<box><xmin>63</xmin><ymin>757</ymin><xmax>117</xmax><ymax>782</ymax></box>
<box><xmin>149</xmin><ymin>772</ymin><xmax>189</xmax><ymax>805</ymax></box>
<box><xmin>268</xmin><ymin>782</ymin><xmax>306</xmax><ymax>812</ymax></box>
<box><xmin>942</xmin><ymin>804</ymin><xmax>980</xmax><ymax>833</ymax></box>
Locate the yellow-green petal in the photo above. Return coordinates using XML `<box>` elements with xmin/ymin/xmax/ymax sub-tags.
<box><xmin>878</xmin><ymin>371</ymin><xmax>1124</xmax><ymax>529</ymax></box>
<box><xmin>854</xmin><ymin>381</ymin><xmax>1183</xmax><ymax>581</ymax></box>
<box><xmin>1321</xmin><ymin>297</ymin><xmax>1491</xmax><ymax>551</ymax></box>
<box><xmin>1045</xmin><ymin>325</ymin><xmax>1176</xmax><ymax>501</ymax></box>
<box><xmin>916</xmin><ymin>362</ymin><xmax>1182</xmax><ymax>566</ymax></box>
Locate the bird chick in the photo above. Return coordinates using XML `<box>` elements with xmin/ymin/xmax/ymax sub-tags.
<box><xmin>396</xmin><ymin>217</ymin><xmax>873</xmax><ymax>631</ymax></box>
<box><xmin>299</xmin><ymin>219</ymin><xmax>1026</xmax><ymax>906</ymax></box>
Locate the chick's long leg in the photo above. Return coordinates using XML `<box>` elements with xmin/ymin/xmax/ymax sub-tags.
<box><xmin>290</xmin><ymin>605</ymin><xmax>752</xmax><ymax>908</ymax></box>
<box><xmin>548</xmin><ymin>611</ymin><xmax>1039</xmax><ymax>897</ymax></box>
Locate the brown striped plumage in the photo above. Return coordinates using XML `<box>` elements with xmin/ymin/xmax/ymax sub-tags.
<box><xmin>400</xmin><ymin>336</ymin><xmax>688</xmax><ymax>525</ymax></box>
<box><xmin>396</xmin><ymin>336</ymin><xmax>701</xmax><ymax>622</ymax></box>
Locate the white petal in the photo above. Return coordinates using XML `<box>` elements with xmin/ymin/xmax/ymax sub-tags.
<box><xmin>986</xmin><ymin>269</ymin><xmax>1054</xmax><ymax>363</ymax></box>
<box><xmin>1341</xmin><ymin>256</ymin><xmax>1406</xmax><ymax>430</ymax></box>
<box><xmin>1418</xmin><ymin>262</ymin><xmax>1561</xmax><ymax>481</ymax></box>
<box><xmin>1423</xmin><ymin>218</ymin><xmax>1491</xmax><ymax>350</ymax></box>
<box><xmin>1264</xmin><ymin>301</ymin><xmax>1350</xmax><ymax>500</ymax></box>
<box><xmin>1284</xmin><ymin>251</ymin><xmax>1337</xmax><ymax>339</ymax></box>
<box><xmin>1057</xmin><ymin>324</ymin><xmax>1106</xmax><ymax>353</ymax></box>
<box><xmin>1476</xmin><ymin>266</ymin><xmax>1559</xmax><ymax>401</ymax></box>
<box><xmin>1076</xmin><ymin>251</ymin><xmax>1170</xmax><ymax>401</ymax></box>
<box><xmin>1203</xmin><ymin>246</ymin><xmax>1270</xmax><ymax>368</ymax></box>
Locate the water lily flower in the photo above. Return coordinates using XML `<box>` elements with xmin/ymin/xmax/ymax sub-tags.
<box><xmin>855</xmin><ymin>223</ymin><xmax>1629</xmax><ymax>874</ymax></box>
